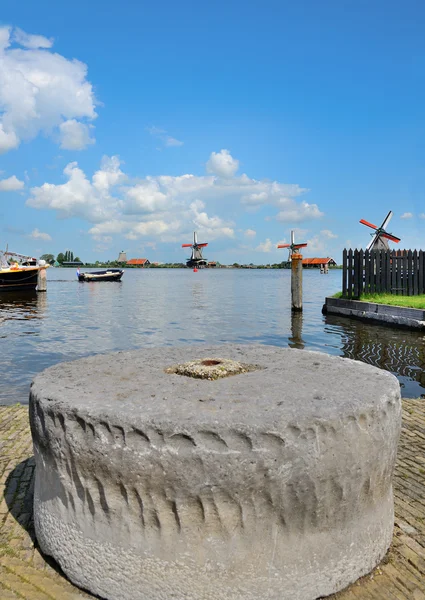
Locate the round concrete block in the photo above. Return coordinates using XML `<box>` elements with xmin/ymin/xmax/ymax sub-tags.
<box><xmin>29</xmin><ymin>345</ymin><xmax>401</xmax><ymax>600</ymax></box>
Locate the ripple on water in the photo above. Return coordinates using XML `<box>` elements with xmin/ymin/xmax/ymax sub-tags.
<box><xmin>1</xmin><ymin>268</ymin><xmax>424</xmax><ymax>404</ymax></box>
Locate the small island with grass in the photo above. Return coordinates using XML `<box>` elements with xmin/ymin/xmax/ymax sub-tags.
<box><xmin>332</xmin><ymin>292</ymin><xmax>425</xmax><ymax>310</ymax></box>
<box><xmin>323</xmin><ymin>248</ymin><xmax>425</xmax><ymax>329</ymax></box>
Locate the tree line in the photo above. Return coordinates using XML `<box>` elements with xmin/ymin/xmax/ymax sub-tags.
<box><xmin>40</xmin><ymin>251</ymin><xmax>81</xmax><ymax>265</ymax></box>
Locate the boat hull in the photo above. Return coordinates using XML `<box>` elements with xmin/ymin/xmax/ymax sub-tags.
<box><xmin>78</xmin><ymin>270</ymin><xmax>123</xmax><ymax>282</ymax></box>
<box><xmin>0</xmin><ymin>268</ymin><xmax>39</xmax><ymax>292</ymax></box>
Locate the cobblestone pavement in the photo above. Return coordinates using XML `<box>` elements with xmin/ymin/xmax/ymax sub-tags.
<box><xmin>1</xmin><ymin>401</ymin><xmax>424</xmax><ymax>600</ymax></box>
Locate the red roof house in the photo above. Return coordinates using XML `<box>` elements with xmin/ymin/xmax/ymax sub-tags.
<box><xmin>126</xmin><ymin>258</ymin><xmax>150</xmax><ymax>267</ymax></box>
<box><xmin>302</xmin><ymin>258</ymin><xmax>337</xmax><ymax>268</ymax></box>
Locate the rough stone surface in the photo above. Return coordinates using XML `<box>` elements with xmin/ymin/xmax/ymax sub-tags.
<box><xmin>29</xmin><ymin>345</ymin><xmax>402</xmax><ymax>600</ymax></box>
<box><xmin>3</xmin><ymin>401</ymin><xmax>425</xmax><ymax>600</ymax></box>
<box><xmin>164</xmin><ymin>357</ymin><xmax>259</xmax><ymax>380</ymax></box>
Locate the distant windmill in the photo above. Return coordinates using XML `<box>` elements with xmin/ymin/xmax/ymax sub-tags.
<box><xmin>359</xmin><ymin>211</ymin><xmax>401</xmax><ymax>251</ymax></box>
<box><xmin>277</xmin><ymin>231</ymin><xmax>308</xmax><ymax>261</ymax></box>
<box><xmin>182</xmin><ymin>232</ymin><xmax>208</xmax><ymax>268</ymax></box>
<box><xmin>117</xmin><ymin>250</ymin><xmax>128</xmax><ymax>263</ymax></box>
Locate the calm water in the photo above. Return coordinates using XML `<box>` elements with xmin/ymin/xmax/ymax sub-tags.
<box><xmin>1</xmin><ymin>268</ymin><xmax>425</xmax><ymax>405</ymax></box>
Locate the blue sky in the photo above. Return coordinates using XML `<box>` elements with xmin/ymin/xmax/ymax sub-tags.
<box><xmin>1</xmin><ymin>0</ymin><xmax>425</xmax><ymax>264</ymax></box>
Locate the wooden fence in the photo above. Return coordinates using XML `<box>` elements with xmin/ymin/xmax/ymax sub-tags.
<box><xmin>342</xmin><ymin>249</ymin><xmax>425</xmax><ymax>298</ymax></box>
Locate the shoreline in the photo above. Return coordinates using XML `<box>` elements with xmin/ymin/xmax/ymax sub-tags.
<box><xmin>323</xmin><ymin>296</ymin><xmax>425</xmax><ymax>330</ymax></box>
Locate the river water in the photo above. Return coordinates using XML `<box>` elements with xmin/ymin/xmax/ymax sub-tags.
<box><xmin>1</xmin><ymin>267</ymin><xmax>424</xmax><ymax>404</ymax></box>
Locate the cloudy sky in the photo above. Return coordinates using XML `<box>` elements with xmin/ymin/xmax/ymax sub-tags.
<box><xmin>1</xmin><ymin>0</ymin><xmax>425</xmax><ymax>263</ymax></box>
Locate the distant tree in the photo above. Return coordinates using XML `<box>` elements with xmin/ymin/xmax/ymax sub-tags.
<box><xmin>40</xmin><ymin>253</ymin><xmax>55</xmax><ymax>265</ymax></box>
<box><xmin>74</xmin><ymin>256</ymin><xmax>81</xmax><ymax>262</ymax></box>
<box><xmin>56</xmin><ymin>253</ymin><xmax>65</xmax><ymax>264</ymax></box>
<box><xmin>63</xmin><ymin>250</ymin><xmax>75</xmax><ymax>262</ymax></box>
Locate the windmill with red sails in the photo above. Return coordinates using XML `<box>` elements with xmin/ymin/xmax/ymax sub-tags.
<box><xmin>182</xmin><ymin>232</ymin><xmax>208</xmax><ymax>270</ymax></box>
<box><xmin>277</xmin><ymin>230</ymin><xmax>308</xmax><ymax>261</ymax></box>
<box><xmin>359</xmin><ymin>211</ymin><xmax>401</xmax><ymax>251</ymax></box>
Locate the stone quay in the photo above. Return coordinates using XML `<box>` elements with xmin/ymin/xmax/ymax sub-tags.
<box><xmin>29</xmin><ymin>345</ymin><xmax>401</xmax><ymax>600</ymax></box>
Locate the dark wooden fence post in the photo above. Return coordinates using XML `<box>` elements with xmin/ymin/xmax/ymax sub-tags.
<box><xmin>385</xmin><ymin>250</ymin><xmax>391</xmax><ymax>293</ymax></box>
<box><xmin>402</xmin><ymin>252</ymin><xmax>408</xmax><ymax>295</ymax></box>
<box><xmin>353</xmin><ymin>250</ymin><xmax>359</xmax><ymax>299</ymax></box>
<box><xmin>396</xmin><ymin>251</ymin><xmax>402</xmax><ymax>295</ymax></box>
<box><xmin>358</xmin><ymin>249</ymin><xmax>364</xmax><ymax>296</ymax></box>
<box><xmin>347</xmin><ymin>249</ymin><xmax>353</xmax><ymax>299</ymax></box>
<box><xmin>407</xmin><ymin>250</ymin><xmax>413</xmax><ymax>295</ymax></box>
<box><xmin>370</xmin><ymin>251</ymin><xmax>376</xmax><ymax>294</ymax></box>
<box><xmin>413</xmin><ymin>250</ymin><xmax>418</xmax><ymax>296</ymax></box>
<box><xmin>344</xmin><ymin>248</ymin><xmax>423</xmax><ymax>298</ymax></box>
<box><xmin>364</xmin><ymin>249</ymin><xmax>369</xmax><ymax>294</ymax></box>
<box><xmin>342</xmin><ymin>249</ymin><xmax>347</xmax><ymax>297</ymax></box>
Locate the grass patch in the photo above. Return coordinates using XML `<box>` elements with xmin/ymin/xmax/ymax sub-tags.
<box><xmin>334</xmin><ymin>292</ymin><xmax>425</xmax><ymax>308</ymax></box>
<box><xmin>359</xmin><ymin>293</ymin><xmax>425</xmax><ymax>309</ymax></box>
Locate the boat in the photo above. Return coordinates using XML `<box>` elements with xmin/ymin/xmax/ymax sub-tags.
<box><xmin>77</xmin><ymin>269</ymin><xmax>123</xmax><ymax>282</ymax></box>
<box><xmin>0</xmin><ymin>250</ymin><xmax>48</xmax><ymax>293</ymax></box>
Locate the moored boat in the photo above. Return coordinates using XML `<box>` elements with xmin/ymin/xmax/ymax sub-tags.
<box><xmin>0</xmin><ymin>250</ymin><xmax>48</xmax><ymax>293</ymax></box>
<box><xmin>77</xmin><ymin>269</ymin><xmax>123</xmax><ymax>282</ymax></box>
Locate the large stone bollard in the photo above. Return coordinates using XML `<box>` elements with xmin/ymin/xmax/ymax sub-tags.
<box><xmin>29</xmin><ymin>345</ymin><xmax>401</xmax><ymax>600</ymax></box>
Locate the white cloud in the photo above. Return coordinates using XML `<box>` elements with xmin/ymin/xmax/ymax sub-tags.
<box><xmin>0</xmin><ymin>125</ymin><xmax>19</xmax><ymax>152</ymax></box>
<box><xmin>320</xmin><ymin>229</ymin><xmax>338</xmax><ymax>238</ymax></box>
<box><xmin>125</xmin><ymin>180</ymin><xmax>168</xmax><ymax>214</ymax></box>
<box><xmin>27</xmin><ymin>150</ymin><xmax>322</xmax><ymax>245</ymax></box>
<box><xmin>255</xmin><ymin>238</ymin><xmax>274</xmax><ymax>252</ymax></box>
<box><xmin>0</xmin><ymin>174</ymin><xmax>24</xmax><ymax>191</ymax></box>
<box><xmin>92</xmin><ymin>234</ymin><xmax>112</xmax><ymax>243</ymax></box>
<box><xmin>190</xmin><ymin>200</ymin><xmax>234</xmax><ymax>240</ymax></box>
<box><xmin>420</xmin><ymin>214</ymin><xmax>425</xmax><ymax>219</ymax></box>
<box><xmin>275</xmin><ymin>201</ymin><xmax>324</xmax><ymax>223</ymax></box>
<box><xmin>165</xmin><ymin>136</ymin><xmax>184</xmax><ymax>147</ymax></box>
<box><xmin>0</xmin><ymin>27</ymin><xmax>11</xmax><ymax>51</ymax></box>
<box><xmin>30</xmin><ymin>228</ymin><xmax>51</xmax><ymax>241</ymax></box>
<box><xmin>59</xmin><ymin>119</ymin><xmax>95</xmax><ymax>150</ymax></box>
<box><xmin>306</xmin><ymin>233</ymin><xmax>336</xmax><ymax>255</ymax></box>
<box><xmin>13</xmin><ymin>28</ymin><xmax>53</xmax><ymax>49</ymax></box>
<box><xmin>27</xmin><ymin>155</ymin><xmax>125</xmax><ymax>221</ymax></box>
<box><xmin>147</xmin><ymin>126</ymin><xmax>183</xmax><ymax>148</ymax></box>
<box><xmin>0</xmin><ymin>25</ymin><xmax>97</xmax><ymax>153</ymax></box>
<box><xmin>400</xmin><ymin>212</ymin><xmax>413</xmax><ymax>219</ymax></box>
<box><xmin>206</xmin><ymin>149</ymin><xmax>239</xmax><ymax>178</ymax></box>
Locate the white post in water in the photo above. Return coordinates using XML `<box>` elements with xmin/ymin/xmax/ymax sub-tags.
<box><xmin>37</xmin><ymin>267</ymin><xmax>47</xmax><ymax>292</ymax></box>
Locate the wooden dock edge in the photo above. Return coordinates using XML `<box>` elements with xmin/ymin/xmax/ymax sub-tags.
<box><xmin>323</xmin><ymin>296</ymin><xmax>425</xmax><ymax>330</ymax></box>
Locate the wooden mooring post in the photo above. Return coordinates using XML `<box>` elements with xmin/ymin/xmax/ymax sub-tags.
<box><xmin>277</xmin><ymin>230</ymin><xmax>307</xmax><ymax>312</ymax></box>
<box><xmin>291</xmin><ymin>253</ymin><xmax>303</xmax><ymax>311</ymax></box>
<box><xmin>37</xmin><ymin>267</ymin><xmax>47</xmax><ymax>292</ymax></box>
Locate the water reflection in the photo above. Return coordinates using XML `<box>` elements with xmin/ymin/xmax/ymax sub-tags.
<box><xmin>288</xmin><ymin>311</ymin><xmax>305</xmax><ymax>349</ymax></box>
<box><xmin>325</xmin><ymin>314</ymin><xmax>425</xmax><ymax>395</ymax></box>
<box><xmin>2</xmin><ymin>268</ymin><xmax>425</xmax><ymax>404</ymax></box>
<box><xmin>0</xmin><ymin>292</ymin><xmax>47</xmax><ymax>324</ymax></box>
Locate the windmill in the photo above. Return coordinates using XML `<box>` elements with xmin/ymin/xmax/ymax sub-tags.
<box><xmin>277</xmin><ymin>231</ymin><xmax>308</xmax><ymax>261</ymax></box>
<box><xmin>359</xmin><ymin>211</ymin><xmax>401</xmax><ymax>251</ymax></box>
<box><xmin>117</xmin><ymin>250</ymin><xmax>128</xmax><ymax>263</ymax></box>
<box><xmin>182</xmin><ymin>232</ymin><xmax>208</xmax><ymax>269</ymax></box>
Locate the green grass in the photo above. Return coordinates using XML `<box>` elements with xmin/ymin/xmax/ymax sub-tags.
<box><xmin>333</xmin><ymin>291</ymin><xmax>425</xmax><ymax>309</ymax></box>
